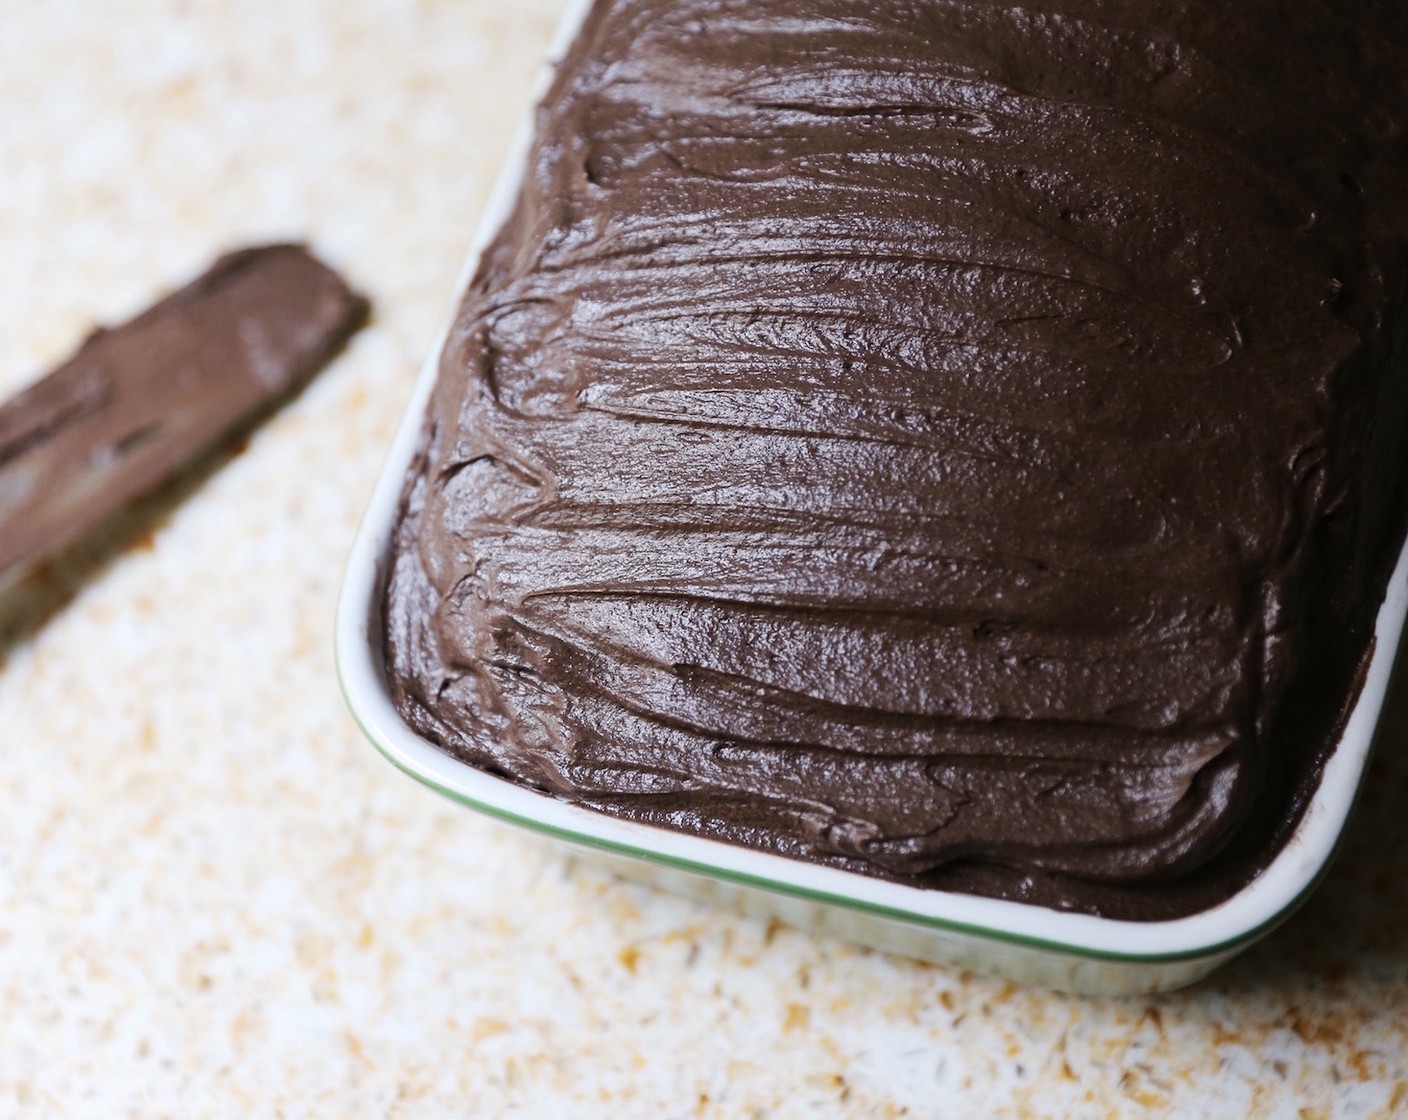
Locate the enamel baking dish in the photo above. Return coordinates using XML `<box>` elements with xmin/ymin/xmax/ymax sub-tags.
<box><xmin>335</xmin><ymin>0</ymin><xmax>1408</xmax><ymax>995</ymax></box>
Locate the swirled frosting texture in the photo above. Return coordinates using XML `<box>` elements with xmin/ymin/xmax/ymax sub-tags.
<box><xmin>385</xmin><ymin>0</ymin><xmax>1408</xmax><ymax>918</ymax></box>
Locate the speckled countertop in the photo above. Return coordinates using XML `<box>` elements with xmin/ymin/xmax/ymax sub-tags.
<box><xmin>1</xmin><ymin>2</ymin><xmax>1406</xmax><ymax>1116</ymax></box>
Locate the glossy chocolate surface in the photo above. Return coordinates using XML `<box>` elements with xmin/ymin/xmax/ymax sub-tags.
<box><xmin>385</xmin><ymin>1</ymin><xmax>1408</xmax><ymax>917</ymax></box>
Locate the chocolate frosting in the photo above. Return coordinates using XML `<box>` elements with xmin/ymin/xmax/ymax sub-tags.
<box><xmin>0</xmin><ymin>245</ymin><xmax>368</xmax><ymax>586</ymax></box>
<box><xmin>384</xmin><ymin>0</ymin><xmax>1408</xmax><ymax>918</ymax></box>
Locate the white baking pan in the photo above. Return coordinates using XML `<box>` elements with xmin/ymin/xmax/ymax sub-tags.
<box><xmin>335</xmin><ymin>0</ymin><xmax>1408</xmax><ymax>995</ymax></box>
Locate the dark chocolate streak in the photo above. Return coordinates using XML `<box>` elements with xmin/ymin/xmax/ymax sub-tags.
<box><xmin>0</xmin><ymin>245</ymin><xmax>368</xmax><ymax>586</ymax></box>
<box><xmin>385</xmin><ymin>0</ymin><xmax>1408</xmax><ymax>918</ymax></box>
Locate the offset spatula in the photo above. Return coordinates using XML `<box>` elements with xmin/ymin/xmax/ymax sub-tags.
<box><xmin>0</xmin><ymin>244</ymin><xmax>368</xmax><ymax>589</ymax></box>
